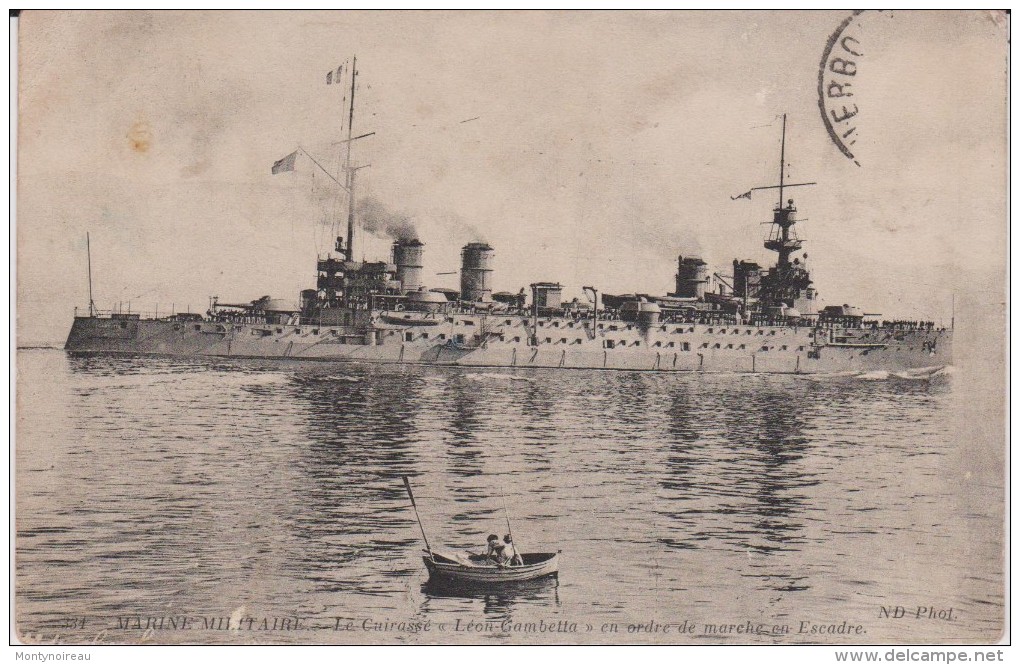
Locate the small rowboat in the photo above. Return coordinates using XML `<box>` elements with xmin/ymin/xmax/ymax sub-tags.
<box><xmin>423</xmin><ymin>550</ymin><xmax>559</xmax><ymax>585</ymax></box>
<box><xmin>402</xmin><ymin>476</ymin><xmax>560</xmax><ymax>588</ymax></box>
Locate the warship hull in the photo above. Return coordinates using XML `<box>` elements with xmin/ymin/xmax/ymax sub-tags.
<box><xmin>65</xmin><ymin>102</ymin><xmax>952</xmax><ymax>377</ymax></box>
<box><xmin>65</xmin><ymin>315</ymin><xmax>952</xmax><ymax>375</ymax></box>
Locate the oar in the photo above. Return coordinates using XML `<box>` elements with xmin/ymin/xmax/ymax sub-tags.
<box><xmin>501</xmin><ymin>487</ymin><xmax>519</xmax><ymax>566</ymax></box>
<box><xmin>402</xmin><ymin>476</ymin><xmax>434</xmax><ymax>562</ymax></box>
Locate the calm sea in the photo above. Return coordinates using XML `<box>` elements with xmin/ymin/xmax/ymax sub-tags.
<box><xmin>14</xmin><ymin>349</ymin><xmax>1004</xmax><ymax>644</ymax></box>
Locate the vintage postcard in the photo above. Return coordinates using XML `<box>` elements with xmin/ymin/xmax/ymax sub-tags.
<box><xmin>14</xmin><ymin>10</ymin><xmax>1007</xmax><ymax>650</ymax></box>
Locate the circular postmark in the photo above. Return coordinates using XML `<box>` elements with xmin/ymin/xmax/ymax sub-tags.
<box><xmin>818</xmin><ymin>11</ymin><xmax>867</xmax><ymax>167</ymax></box>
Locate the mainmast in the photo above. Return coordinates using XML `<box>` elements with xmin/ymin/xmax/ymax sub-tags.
<box><xmin>344</xmin><ymin>56</ymin><xmax>357</xmax><ymax>262</ymax></box>
<box><xmin>316</xmin><ymin>58</ymin><xmax>373</xmax><ymax>311</ymax></box>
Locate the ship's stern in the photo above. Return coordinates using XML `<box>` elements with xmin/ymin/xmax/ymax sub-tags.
<box><xmin>64</xmin><ymin>315</ymin><xmax>140</xmax><ymax>353</ymax></box>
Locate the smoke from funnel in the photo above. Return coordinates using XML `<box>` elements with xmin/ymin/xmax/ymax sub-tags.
<box><xmin>357</xmin><ymin>196</ymin><xmax>419</xmax><ymax>241</ymax></box>
<box><xmin>436</xmin><ymin>210</ymin><xmax>487</xmax><ymax>244</ymax></box>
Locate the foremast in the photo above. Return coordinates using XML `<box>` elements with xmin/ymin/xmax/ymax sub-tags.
<box><xmin>739</xmin><ymin>114</ymin><xmax>815</xmax><ymax>313</ymax></box>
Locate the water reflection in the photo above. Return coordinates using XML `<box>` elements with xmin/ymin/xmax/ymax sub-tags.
<box><xmin>421</xmin><ymin>575</ymin><xmax>561</xmax><ymax>623</ymax></box>
<box><xmin>441</xmin><ymin>373</ymin><xmax>487</xmax><ymax>476</ymax></box>
<box><xmin>656</xmin><ymin>378</ymin><xmax>819</xmax><ymax>593</ymax></box>
<box><xmin>281</xmin><ymin>368</ymin><xmax>430</xmax><ymax>599</ymax></box>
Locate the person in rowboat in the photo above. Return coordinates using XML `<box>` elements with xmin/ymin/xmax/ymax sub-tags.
<box><xmin>483</xmin><ymin>534</ymin><xmax>501</xmax><ymax>563</ymax></box>
<box><xmin>500</xmin><ymin>534</ymin><xmax>523</xmax><ymax>566</ymax></box>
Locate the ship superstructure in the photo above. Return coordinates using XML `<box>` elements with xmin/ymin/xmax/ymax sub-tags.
<box><xmin>65</xmin><ymin>72</ymin><xmax>952</xmax><ymax>374</ymax></box>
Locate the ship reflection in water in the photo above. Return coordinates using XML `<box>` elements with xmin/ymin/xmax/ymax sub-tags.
<box><xmin>421</xmin><ymin>576</ymin><xmax>561</xmax><ymax>627</ymax></box>
<box><xmin>15</xmin><ymin>350</ymin><xmax>1001</xmax><ymax>644</ymax></box>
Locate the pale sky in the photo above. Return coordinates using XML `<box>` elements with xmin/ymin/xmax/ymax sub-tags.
<box><xmin>16</xmin><ymin>11</ymin><xmax>1007</xmax><ymax>345</ymax></box>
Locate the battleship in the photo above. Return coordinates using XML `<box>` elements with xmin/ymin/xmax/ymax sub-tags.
<box><xmin>65</xmin><ymin>65</ymin><xmax>952</xmax><ymax>374</ymax></box>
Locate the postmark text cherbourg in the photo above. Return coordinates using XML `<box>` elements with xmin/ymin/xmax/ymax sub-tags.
<box><xmin>818</xmin><ymin>10</ymin><xmax>866</xmax><ymax>166</ymax></box>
